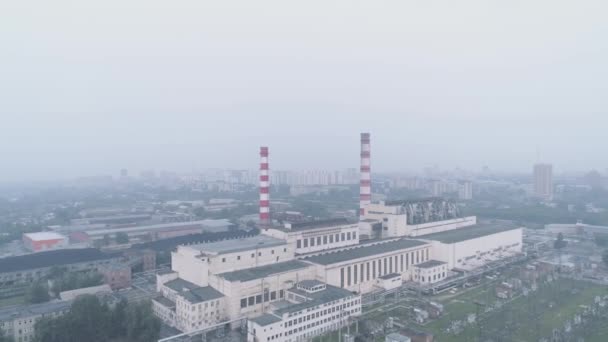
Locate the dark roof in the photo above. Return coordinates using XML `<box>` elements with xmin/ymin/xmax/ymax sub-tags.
<box><xmin>415</xmin><ymin>260</ymin><xmax>447</xmax><ymax>269</ymax></box>
<box><xmin>153</xmin><ymin>296</ymin><xmax>176</xmax><ymax>308</ymax></box>
<box><xmin>0</xmin><ymin>300</ymin><xmax>72</xmax><ymax>321</ymax></box>
<box><xmin>275</xmin><ymin>285</ymin><xmax>355</xmax><ymax>315</ymax></box>
<box><xmin>0</xmin><ymin>248</ymin><xmax>119</xmax><ymax>274</ymax></box>
<box><xmin>165</xmin><ymin>278</ymin><xmax>199</xmax><ymax>292</ymax></box>
<box><xmin>163</xmin><ymin>278</ymin><xmax>224</xmax><ymax>303</ymax></box>
<box><xmin>218</xmin><ymin>260</ymin><xmax>310</xmax><ymax>282</ymax></box>
<box><xmin>304</xmin><ymin>239</ymin><xmax>428</xmax><ymax>266</ymax></box>
<box><xmin>379</xmin><ymin>273</ymin><xmax>401</xmax><ymax>280</ymax></box>
<box><xmin>131</xmin><ymin>229</ymin><xmax>258</xmax><ymax>252</ymax></box>
<box><xmin>418</xmin><ymin>223</ymin><xmax>521</xmax><ymax>243</ymax></box>
<box><xmin>181</xmin><ymin>287</ymin><xmax>224</xmax><ymax>304</ymax></box>
<box><xmin>250</xmin><ymin>313</ymin><xmax>282</xmax><ymax>326</ymax></box>
<box><xmin>287</xmin><ymin>218</ymin><xmax>351</xmax><ymax>231</ymax></box>
<box><xmin>298</xmin><ymin>280</ymin><xmax>325</xmax><ymax>288</ymax></box>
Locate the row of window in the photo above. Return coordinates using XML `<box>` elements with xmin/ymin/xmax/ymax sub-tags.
<box><xmin>296</xmin><ymin>231</ymin><xmax>356</xmax><ymax>249</ymax></box>
<box><xmin>222</xmin><ymin>248</ymin><xmax>288</xmax><ymax>263</ymax></box>
<box><xmin>240</xmin><ymin>290</ymin><xmax>285</xmax><ymax>308</ymax></box>
<box><xmin>339</xmin><ymin>249</ymin><xmax>429</xmax><ymax>287</ymax></box>
<box><xmin>283</xmin><ymin>309</ymin><xmax>359</xmax><ymax>338</ymax></box>
<box><xmin>285</xmin><ymin>301</ymin><xmax>359</xmax><ymax>328</ymax></box>
<box><xmin>416</xmin><ymin>272</ymin><xmax>446</xmax><ymax>283</ymax></box>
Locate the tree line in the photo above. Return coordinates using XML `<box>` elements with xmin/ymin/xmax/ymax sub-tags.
<box><xmin>34</xmin><ymin>295</ymin><xmax>160</xmax><ymax>342</ymax></box>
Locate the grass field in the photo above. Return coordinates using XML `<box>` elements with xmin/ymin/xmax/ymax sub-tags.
<box><xmin>0</xmin><ymin>295</ymin><xmax>25</xmax><ymax>308</ymax></box>
<box><xmin>408</xmin><ymin>278</ymin><xmax>607</xmax><ymax>342</ymax></box>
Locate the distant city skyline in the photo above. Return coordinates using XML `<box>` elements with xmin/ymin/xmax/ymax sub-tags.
<box><xmin>2</xmin><ymin>1</ymin><xmax>607</xmax><ymax>182</ymax></box>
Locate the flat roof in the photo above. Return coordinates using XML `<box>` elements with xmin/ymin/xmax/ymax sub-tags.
<box><xmin>415</xmin><ymin>260</ymin><xmax>447</xmax><ymax>269</ymax></box>
<box><xmin>418</xmin><ymin>223</ymin><xmax>521</xmax><ymax>243</ymax></box>
<box><xmin>85</xmin><ymin>219</ymin><xmax>232</xmax><ymax>237</ymax></box>
<box><xmin>274</xmin><ymin>285</ymin><xmax>354</xmax><ymax>316</ymax></box>
<box><xmin>187</xmin><ymin>235</ymin><xmax>286</xmax><ymax>255</ymax></box>
<box><xmin>0</xmin><ymin>300</ymin><xmax>72</xmax><ymax>321</ymax></box>
<box><xmin>218</xmin><ymin>260</ymin><xmax>310</xmax><ymax>282</ymax></box>
<box><xmin>286</xmin><ymin>218</ymin><xmax>352</xmax><ymax>231</ymax></box>
<box><xmin>0</xmin><ymin>248</ymin><xmax>119</xmax><ymax>274</ymax></box>
<box><xmin>304</xmin><ymin>239</ymin><xmax>428</xmax><ymax>266</ymax></box>
<box><xmin>379</xmin><ymin>273</ymin><xmax>401</xmax><ymax>280</ymax></box>
<box><xmin>250</xmin><ymin>313</ymin><xmax>282</xmax><ymax>326</ymax></box>
<box><xmin>153</xmin><ymin>296</ymin><xmax>176</xmax><ymax>308</ymax></box>
<box><xmin>164</xmin><ymin>278</ymin><xmax>224</xmax><ymax>303</ymax></box>
<box><xmin>23</xmin><ymin>232</ymin><xmax>66</xmax><ymax>241</ymax></box>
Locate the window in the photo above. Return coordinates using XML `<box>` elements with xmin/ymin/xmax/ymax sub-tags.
<box><xmin>311</xmin><ymin>238</ymin><xmax>315</xmax><ymax>246</ymax></box>
<box><xmin>340</xmin><ymin>268</ymin><xmax>345</xmax><ymax>288</ymax></box>
<box><xmin>304</xmin><ymin>239</ymin><xmax>308</xmax><ymax>248</ymax></box>
<box><xmin>383</xmin><ymin>258</ymin><xmax>388</xmax><ymax>275</ymax></box>
<box><xmin>252</xmin><ymin>253</ymin><xmax>255</xmax><ymax>258</ymax></box>
<box><xmin>222</xmin><ymin>258</ymin><xmax>226</xmax><ymax>262</ymax></box>
<box><xmin>353</xmin><ymin>265</ymin><xmax>358</xmax><ymax>284</ymax></box>
<box><xmin>389</xmin><ymin>257</ymin><xmax>393</xmax><ymax>273</ymax></box>
<box><xmin>347</xmin><ymin>267</ymin><xmax>352</xmax><ymax>286</ymax></box>
<box><xmin>335</xmin><ymin>233</ymin><xmax>339</xmax><ymax>242</ymax></box>
<box><xmin>330</xmin><ymin>235</ymin><xmax>334</xmax><ymax>243</ymax></box>
<box><xmin>258</xmin><ymin>252</ymin><xmax>262</xmax><ymax>256</ymax></box>
<box><xmin>264</xmin><ymin>291</ymin><xmax>270</xmax><ymax>302</ymax></box>
<box><xmin>347</xmin><ymin>232</ymin><xmax>351</xmax><ymax>240</ymax></box>
<box><xmin>256</xmin><ymin>295</ymin><xmax>262</xmax><ymax>304</ymax></box>
<box><xmin>317</xmin><ymin>237</ymin><xmax>321</xmax><ymax>245</ymax></box>
<box><xmin>284</xmin><ymin>248</ymin><xmax>287</xmax><ymax>252</ymax></box>
<box><xmin>353</xmin><ymin>232</ymin><xmax>357</xmax><ymax>239</ymax></box>
<box><xmin>271</xmin><ymin>291</ymin><xmax>277</xmax><ymax>300</ymax></box>
<box><xmin>297</xmin><ymin>240</ymin><xmax>302</xmax><ymax>248</ymax></box>
<box><xmin>323</xmin><ymin>236</ymin><xmax>328</xmax><ymax>244</ymax></box>
<box><xmin>280</xmin><ymin>290</ymin><xmax>285</xmax><ymax>298</ymax></box>
<box><xmin>366</xmin><ymin>262</ymin><xmax>370</xmax><ymax>281</ymax></box>
<box><xmin>271</xmin><ymin>250</ymin><xmax>275</xmax><ymax>254</ymax></box>
<box><xmin>241</xmin><ymin>299</ymin><xmax>247</xmax><ymax>308</ymax></box>
<box><xmin>341</xmin><ymin>233</ymin><xmax>345</xmax><ymax>241</ymax></box>
<box><xmin>360</xmin><ymin>264</ymin><xmax>364</xmax><ymax>282</ymax></box>
<box><xmin>248</xmin><ymin>297</ymin><xmax>255</xmax><ymax>306</ymax></box>
<box><xmin>372</xmin><ymin>260</ymin><xmax>376</xmax><ymax>278</ymax></box>
<box><xmin>237</xmin><ymin>255</ymin><xmax>241</xmax><ymax>260</ymax></box>
<box><xmin>400</xmin><ymin>254</ymin><xmax>404</xmax><ymax>272</ymax></box>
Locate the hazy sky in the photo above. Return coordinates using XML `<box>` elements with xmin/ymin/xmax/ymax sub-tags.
<box><xmin>1</xmin><ymin>0</ymin><xmax>607</xmax><ymax>182</ymax></box>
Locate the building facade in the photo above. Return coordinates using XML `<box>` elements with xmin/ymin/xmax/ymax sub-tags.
<box><xmin>533</xmin><ymin>163</ymin><xmax>553</xmax><ymax>201</ymax></box>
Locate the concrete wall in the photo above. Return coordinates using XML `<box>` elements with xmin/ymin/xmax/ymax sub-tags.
<box><xmin>429</xmin><ymin>228</ymin><xmax>523</xmax><ymax>269</ymax></box>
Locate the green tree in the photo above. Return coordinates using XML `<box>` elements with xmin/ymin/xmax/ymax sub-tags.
<box><xmin>553</xmin><ymin>232</ymin><xmax>567</xmax><ymax>250</ymax></box>
<box><xmin>115</xmin><ymin>232</ymin><xmax>129</xmax><ymax>244</ymax></box>
<box><xmin>0</xmin><ymin>328</ymin><xmax>13</xmax><ymax>342</ymax></box>
<box><xmin>125</xmin><ymin>301</ymin><xmax>161</xmax><ymax>342</ymax></box>
<box><xmin>109</xmin><ymin>299</ymin><xmax>128</xmax><ymax>338</ymax></box>
<box><xmin>102</xmin><ymin>234</ymin><xmax>111</xmax><ymax>246</ymax></box>
<box><xmin>26</xmin><ymin>281</ymin><xmax>50</xmax><ymax>304</ymax></box>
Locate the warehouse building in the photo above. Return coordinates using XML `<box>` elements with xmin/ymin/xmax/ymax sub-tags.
<box><xmin>247</xmin><ymin>280</ymin><xmax>361</xmax><ymax>342</ymax></box>
<box><xmin>418</xmin><ymin>222</ymin><xmax>523</xmax><ymax>270</ymax></box>
<box><xmin>261</xmin><ymin>218</ymin><xmax>359</xmax><ymax>255</ymax></box>
<box><xmin>0</xmin><ymin>248</ymin><xmax>122</xmax><ymax>285</ymax></box>
<box><xmin>22</xmin><ymin>232</ymin><xmax>68</xmax><ymax>252</ymax></box>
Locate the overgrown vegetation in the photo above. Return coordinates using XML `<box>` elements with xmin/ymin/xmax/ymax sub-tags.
<box><xmin>34</xmin><ymin>295</ymin><xmax>160</xmax><ymax>342</ymax></box>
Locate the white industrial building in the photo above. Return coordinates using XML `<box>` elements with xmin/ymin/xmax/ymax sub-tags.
<box><xmin>261</xmin><ymin>219</ymin><xmax>359</xmax><ymax>255</ymax></box>
<box><xmin>418</xmin><ymin>223</ymin><xmax>523</xmax><ymax>270</ymax></box>
<box><xmin>152</xmin><ymin>201</ymin><xmax>524</xmax><ymax>337</ymax></box>
<box><xmin>0</xmin><ymin>301</ymin><xmax>71</xmax><ymax>342</ymax></box>
<box><xmin>361</xmin><ymin>198</ymin><xmax>477</xmax><ymax>238</ymax></box>
<box><xmin>303</xmin><ymin>239</ymin><xmax>432</xmax><ymax>293</ymax></box>
<box><xmin>247</xmin><ymin>280</ymin><xmax>361</xmax><ymax>342</ymax></box>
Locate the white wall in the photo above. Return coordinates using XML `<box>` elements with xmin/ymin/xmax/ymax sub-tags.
<box><xmin>429</xmin><ymin>228</ymin><xmax>523</xmax><ymax>269</ymax></box>
<box><xmin>172</xmin><ymin>247</ymin><xmax>209</xmax><ymax>287</ymax></box>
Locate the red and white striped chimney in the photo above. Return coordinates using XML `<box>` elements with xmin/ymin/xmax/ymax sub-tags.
<box><xmin>259</xmin><ymin>146</ymin><xmax>270</xmax><ymax>227</ymax></box>
<box><xmin>359</xmin><ymin>133</ymin><xmax>371</xmax><ymax>218</ymax></box>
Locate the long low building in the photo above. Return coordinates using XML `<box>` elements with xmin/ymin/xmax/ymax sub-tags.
<box><xmin>262</xmin><ymin>218</ymin><xmax>360</xmax><ymax>255</ymax></box>
<box><xmin>418</xmin><ymin>222</ymin><xmax>523</xmax><ymax>270</ymax></box>
<box><xmin>0</xmin><ymin>300</ymin><xmax>72</xmax><ymax>342</ymax></box>
<box><xmin>0</xmin><ymin>248</ymin><xmax>122</xmax><ymax>285</ymax></box>
<box><xmin>303</xmin><ymin>238</ymin><xmax>432</xmax><ymax>293</ymax></box>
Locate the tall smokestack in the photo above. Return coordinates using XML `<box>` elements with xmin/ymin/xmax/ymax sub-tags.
<box><xmin>360</xmin><ymin>133</ymin><xmax>371</xmax><ymax>218</ymax></box>
<box><xmin>259</xmin><ymin>146</ymin><xmax>270</xmax><ymax>227</ymax></box>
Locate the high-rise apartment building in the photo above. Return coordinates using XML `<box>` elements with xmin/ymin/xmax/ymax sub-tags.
<box><xmin>534</xmin><ymin>163</ymin><xmax>553</xmax><ymax>200</ymax></box>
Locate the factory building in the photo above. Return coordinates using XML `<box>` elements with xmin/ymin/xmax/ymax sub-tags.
<box><xmin>261</xmin><ymin>218</ymin><xmax>359</xmax><ymax>255</ymax></box>
<box><xmin>418</xmin><ymin>223</ymin><xmax>523</xmax><ymax>270</ymax></box>
<box><xmin>303</xmin><ymin>239</ymin><xmax>432</xmax><ymax>294</ymax></box>
<box><xmin>412</xmin><ymin>260</ymin><xmax>449</xmax><ymax>284</ymax></box>
<box><xmin>247</xmin><ymin>280</ymin><xmax>361</xmax><ymax>342</ymax></box>
<box><xmin>23</xmin><ymin>232</ymin><xmax>68</xmax><ymax>252</ymax></box>
<box><xmin>361</xmin><ymin>198</ymin><xmax>477</xmax><ymax>238</ymax></box>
